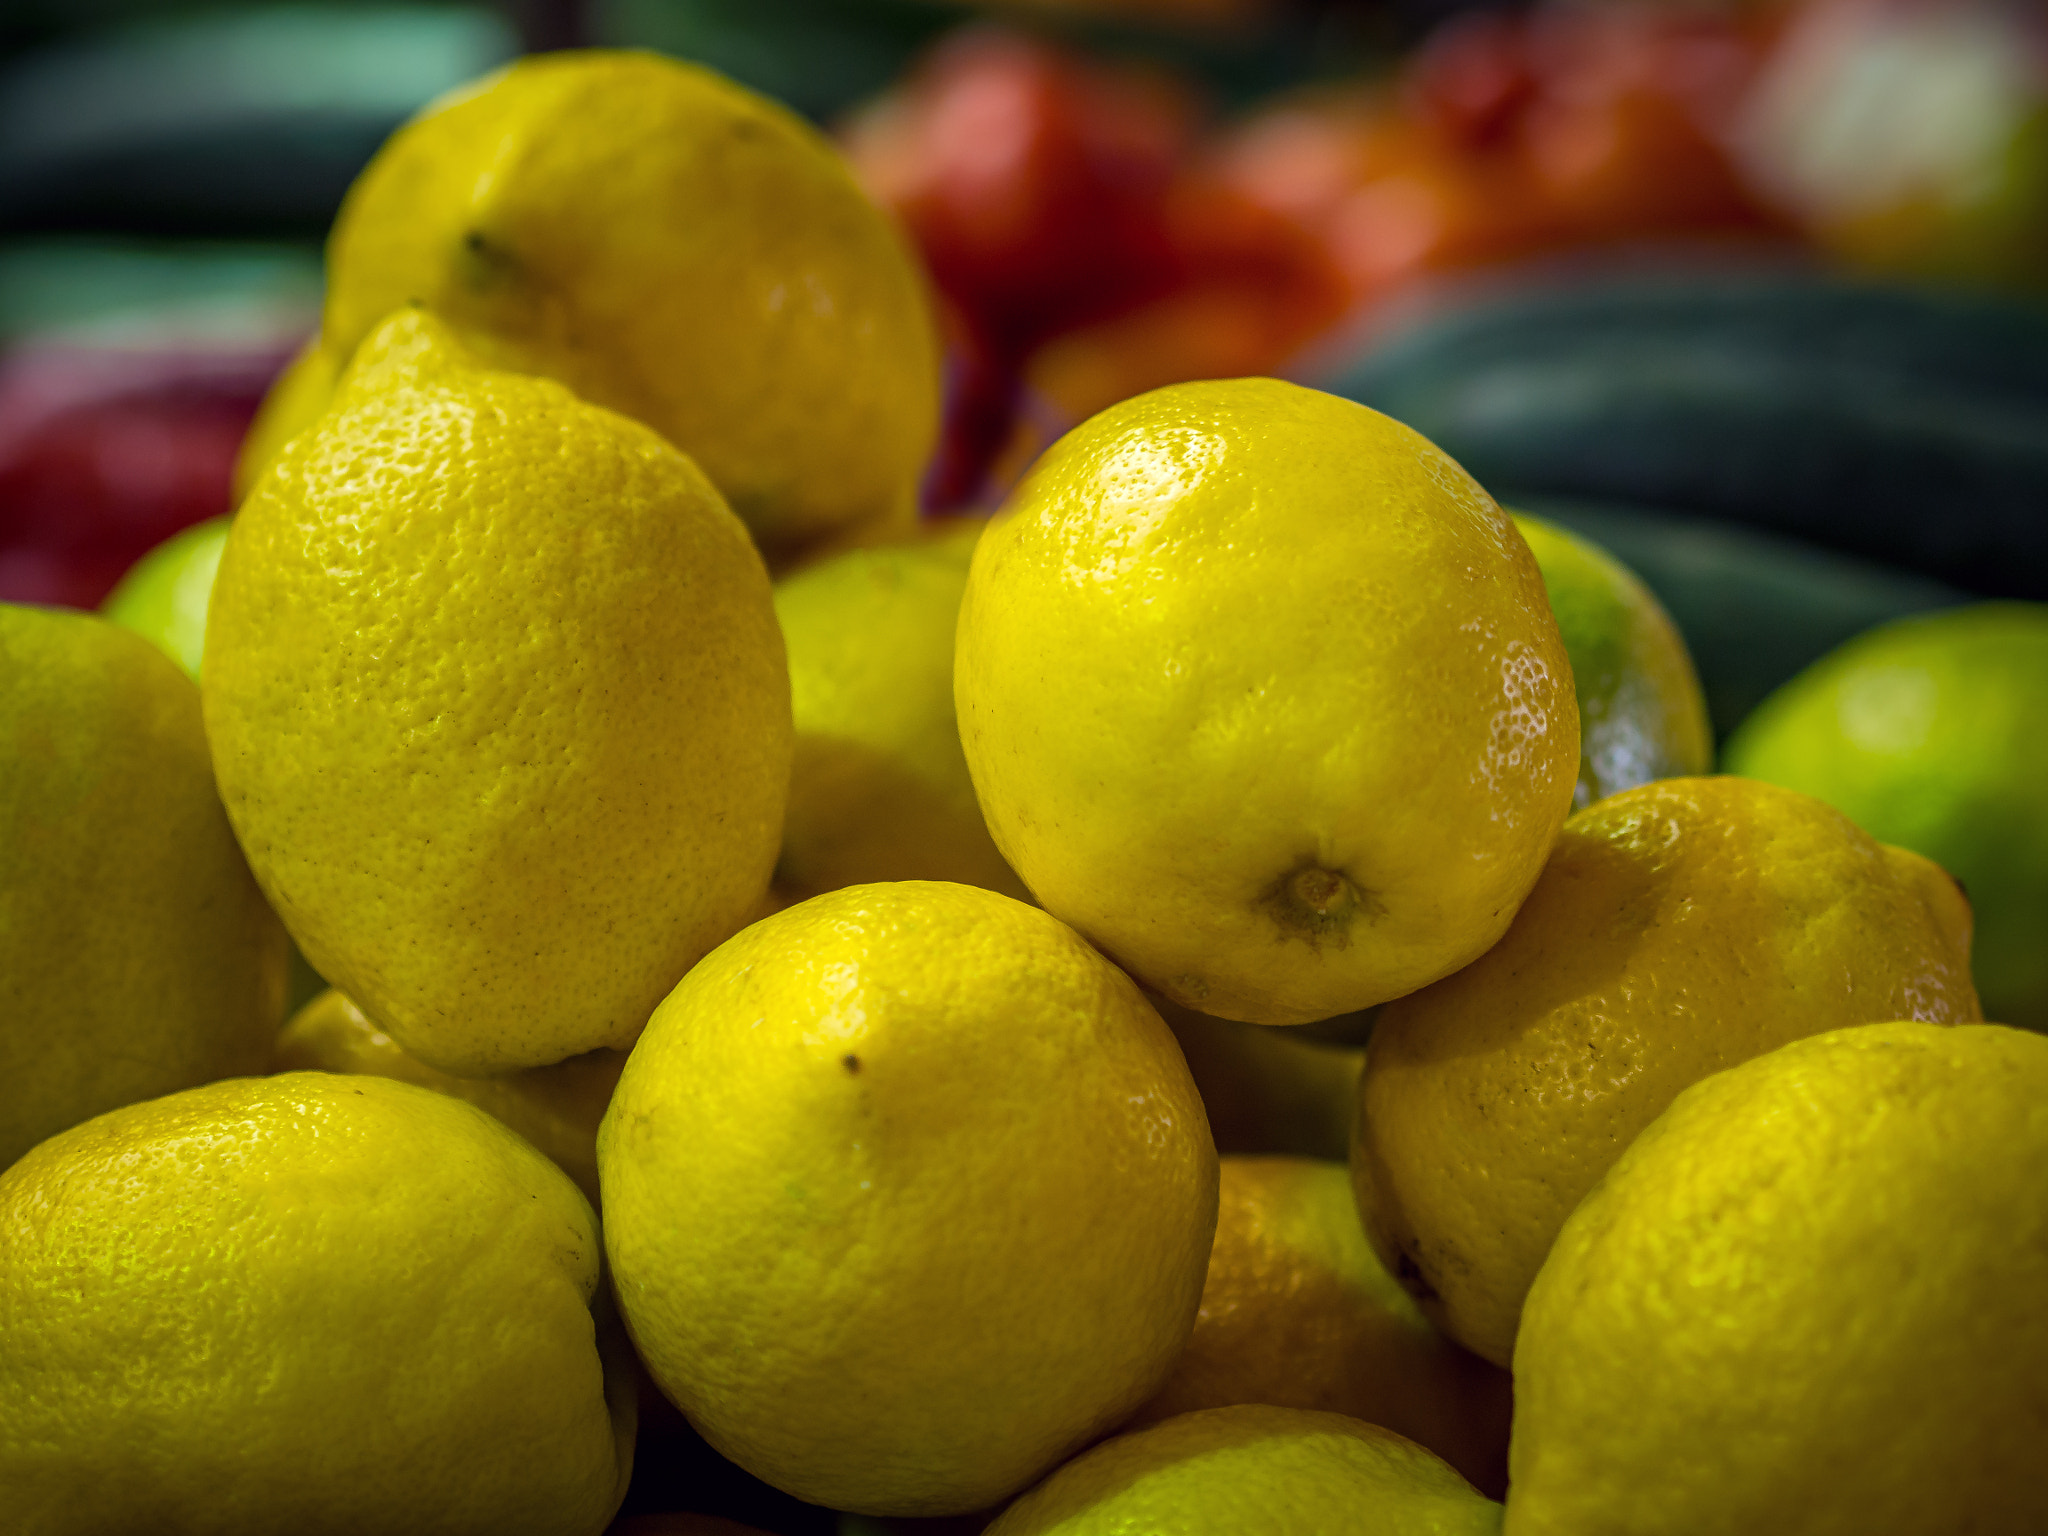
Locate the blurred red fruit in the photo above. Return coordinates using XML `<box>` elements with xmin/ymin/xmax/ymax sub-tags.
<box><xmin>844</xmin><ymin>27</ymin><xmax>1197</xmax><ymax>355</ymax></box>
<box><xmin>0</xmin><ymin>340</ymin><xmax>287</xmax><ymax>608</ymax></box>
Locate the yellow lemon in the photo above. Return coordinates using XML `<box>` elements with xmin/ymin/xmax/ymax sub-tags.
<box><xmin>1507</xmin><ymin>1023</ymin><xmax>2048</xmax><ymax>1536</ymax></box>
<box><xmin>1513</xmin><ymin>512</ymin><xmax>1711</xmax><ymax>809</ymax></box>
<box><xmin>1723</xmin><ymin>600</ymin><xmax>2048</xmax><ymax>1029</ymax></box>
<box><xmin>774</xmin><ymin>518</ymin><xmax>1027</xmax><ymax>902</ymax></box>
<box><xmin>1129</xmin><ymin>1157</ymin><xmax>1512</xmax><ymax>1498</ymax></box>
<box><xmin>598</xmin><ymin>881</ymin><xmax>1218</xmax><ymax>1516</ymax></box>
<box><xmin>1</xmin><ymin>605</ymin><xmax>286</xmax><ymax>1169</ymax></box>
<box><xmin>955</xmin><ymin>377</ymin><xmax>1578</xmax><ymax>1025</ymax></box>
<box><xmin>232</xmin><ymin>334</ymin><xmax>343</xmax><ymax>502</ymax></box>
<box><xmin>984</xmin><ymin>1405</ymin><xmax>1502</xmax><ymax>1536</ymax></box>
<box><xmin>0</xmin><ymin>1072</ymin><xmax>634</xmax><ymax>1535</ymax></box>
<box><xmin>204</xmin><ymin>309</ymin><xmax>790</xmax><ymax>1075</ymax></box>
<box><xmin>1150</xmin><ymin>997</ymin><xmax>1362</xmax><ymax>1163</ymax></box>
<box><xmin>276</xmin><ymin>988</ymin><xmax>624</xmax><ymax>1206</ymax></box>
<box><xmin>323</xmin><ymin>49</ymin><xmax>939</xmax><ymax>563</ymax></box>
<box><xmin>1355</xmin><ymin>774</ymin><xmax>1981</xmax><ymax>1367</ymax></box>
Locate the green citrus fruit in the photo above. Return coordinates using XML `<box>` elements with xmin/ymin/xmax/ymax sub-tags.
<box><xmin>1722</xmin><ymin>601</ymin><xmax>2048</xmax><ymax>1029</ymax></box>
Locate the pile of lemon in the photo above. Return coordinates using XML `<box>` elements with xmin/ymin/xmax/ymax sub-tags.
<box><xmin>5</xmin><ymin>50</ymin><xmax>2046</xmax><ymax>1536</ymax></box>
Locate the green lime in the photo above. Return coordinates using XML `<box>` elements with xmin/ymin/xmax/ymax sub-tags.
<box><xmin>1723</xmin><ymin>602</ymin><xmax>2048</xmax><ymax>1029</ymax></box>
<box><xmin>100</xmin><ymin>516</ymin><xmax>231</xmax><ymax>681</ymax></box>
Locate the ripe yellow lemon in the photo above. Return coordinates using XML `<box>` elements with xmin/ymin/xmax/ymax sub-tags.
<box><xmin>984</xmin><ymin>1405</ymin><xmax>1502</xmax><ymax>1536</ymax></box>
<box><xmin>0</xmin><ymin>1072</ymin><xmax>634</xmax><ymax>1535</ymax></box>
<box><xmin>1</xmin><ymin>605</ymin><xmax>286</xmax><ymax>1169</ymax></box>
<box><xmin>773</xmin><ymin>518</ymin><xmax>1027</xmax><ymax>902</ymax></box>
<box><xmin>1355</xmin><ymin>774</ymin><xmax>1982</xmax><ymax>1367</ymax></box>
<box><xmin>598</xmin><ymin>881</ymin><xmax>1218</xmax><ymax>1516</ymax></box>
<box><xmin>1507</xmin><ymin>1023</ymin><xmax>2048</xmax><ymax>1536</ymax></box>
<box><xmin>1512</xmin><ymin>512</ymin><xmax>1711</xmax><ymax>809</ymax></box>
<box><xmin>232</xmin><ymin>335</ymin><xmax>342</xmax><ymax>502</ymax></box>
<box><xmin>955</xmin><ymin>377</ymin><xmax>1578</xmax><ymax>1025</ymax></box>
<box><xmin>276</xmin><ymin>989</ymin><xmax>625</xmax><ymax>1206</ymax></box>
<box><xmin>204</xmin><ymin>308</ymin><xmax>790</xmax><ymax>1075</ymax></box>
<box><xmin>323</xmin><ymin>49</ymin><xmax>939</xmax><ymax>563</ymax></box>
<box><xmin>1129</xmin><ymin>1157</ymin><xmax>1512</xmax><ymax>1497</ymax></box>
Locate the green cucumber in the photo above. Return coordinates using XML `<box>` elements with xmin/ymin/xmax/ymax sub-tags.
<box><xmin>1514</xmin><ymin>495</ymin><xmax>1965</xmax><ymax>742</ymax></box>
<box><xmin>1322</xmin><ymin>268</ymin><xmax>2048</xmax><ymax>600</ymax></box>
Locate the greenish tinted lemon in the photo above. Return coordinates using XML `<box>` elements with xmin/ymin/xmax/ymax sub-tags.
<box><xmin>1512</xmin><ymin>513</ymin><xmax>1711</xmax><ymax>809</ymax></box>
<box><xmin>984</xmin><ymin>1405</ymin><xmax>1501</xmax><ymax>1536</ymax></box>
<box><xmin>773</xmin><ymin>519</ymin><xmax>1026</xmax><ymax>902</ymax></box>
<box><xmin>1723</xmin><ymin>601</ymin><xmax>2048</xmax><ymax>1029</ymax></box>
<box><xmin>101</xmin><ymin>516</ymin><xmax>231</xmax><ymax>681</ymax></box>
<box><xmin>275</xmin><ymin>989</ymin><xmax>625</xmax><ymax>1207</ymax></box>
<box><xmin>1</xmin><ymin>604</ymin><xmax>287</xmax><ymax>1170</ymax></box>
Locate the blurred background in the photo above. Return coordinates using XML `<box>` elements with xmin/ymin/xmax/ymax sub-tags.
<box><xmin>3</xmin><ymin>0</ymin><xmax>2044</xmax><ymax>634</ymax></box>
<box><xmin>3</xmin><ymin>2</ymin><xmax>2042</xmax><ymax>1529</ymax></box>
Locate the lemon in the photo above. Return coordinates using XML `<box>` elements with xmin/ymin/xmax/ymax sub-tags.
<box><xmin>203</xmin><ymin>309</ymin><xmax>789</xmax><ymax>1075</ymax></box>
<box><xmin>99</xmin><ymin>515</ymin><xmax>231</xmax><ymax>682</ymax></box>
<box><xmin>276</xmin><ymin>988</ymin><xmax>624</xmax><ymax>1206</ymax></box>
<box><xmin>100</xmin><ymin>521</ymin><xmax>338</xmax><ymax>1017</ymax></box>
<box><xmin>1</xmin><ymin>605</ymin><xmax>286</xmax><ymax>1170</ymax></box>
<box><xmin>0</xmin><ymin>1072</ymin><xmax>634</xmax><ymax>1535</ymax></box>
<box><xmin>984</xmin><ymin>1405</ymin><xmax>1502</xmax><ymax>1536</ymax></box>
<box><xmin>232</xmin><ymin>334</ymin><xmax>342</xmax><ymax>502</ymax></box>
<box><xmin>1513</xmin><ymin>512</ymin><xmax>1711</xmax><ymax>809</ymax></box>
<box><xmin>1130</xmin><ymin>1157</ymin><xmax>1512</xmax><ymax>1498</ymax></box>
<box><xmin>774</xmin><ymin>518</ymin><xmax>1027</xmax><ymax>902</ymax></box>
<box><xmin>1507</xmin><ymin>1023</ymin><xmax>2048</xmax><ymax>1536</ymax></box>
<box><xmin>1151</xmin><ymin>996</ymin><xmax>1363</xmax><ymax>1163</ymax></box>
<box><xmin>598</xmin><ymin>881</ymin><xmax>1218</xmax><ymax>1516</ymax></box>
<box><xmin>1356</xmin><ymin>774</ymin><xmax>1981</xmax><ymax>1367</ymax></box>
<box><xmin>1723</xmin><ymin>601</ymin><xmax>2048</xmax><ymax>1029</ymax></box>
<box><xmin>323</xmin><ymin>49</ymin><xmax>939</xmax><ymax>563</ymax></box>
<box><xmin>955</xmin><ymin>378</ymin><xmax>1578</xmax><ymax>1026</ymax></box>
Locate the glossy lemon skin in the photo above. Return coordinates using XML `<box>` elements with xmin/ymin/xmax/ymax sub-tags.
<box><xmin>1507</xmin><ymin>1023</ymin><xmax>2048</xmax><ymax>1536</ymax></box>
<box><xmin>1354</xmin><ymin>775</ymin><xmax>1982</xmax><ymax>1368</ymax></box>
<box><xmin>204</xmin><ymin>310</ymin><xmax>790</xmax><ymax>1075</ymax></box>
<box><xmin>956</xmin><ymin>378</ymin><xmax>1578</xmax><ymax>1026</ymax></box>
<box><xmin>599</xmin><ymin>881</ymin><xmax>1218</xmax><ymax>1517</ymax></box>
<box><xmin>985</xmin><ymin>1404</ymin><xmax>1502</xmax><ymax>1536</ymax></box>
<box><xmin>1</xmin><ymin>605</ymin><xmax>286</xmax><ymax>1170</ymax></box>
<box><xmin>0</xmin><ymin>1072</ymin><xmax>634</xmax><ymax>1536</ymax></box>
<box><xmin>323</xmin><ymin>49</ymin><xmax>939</xmax><ymax>563</ymax></box>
